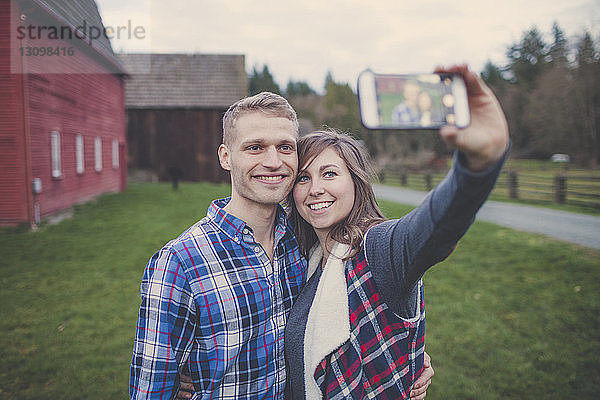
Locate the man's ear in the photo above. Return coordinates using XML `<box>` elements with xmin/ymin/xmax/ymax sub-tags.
<box><xmin>218</xmin><ymin>144</ymin><xmax>231</xmax><ymax>171</ymax></box>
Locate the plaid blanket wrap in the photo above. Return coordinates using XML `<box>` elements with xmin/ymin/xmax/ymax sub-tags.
<box><xmin>313</xmin><ymin>247</ymin><xmax>425</xmax><ymax>399</ymax></box>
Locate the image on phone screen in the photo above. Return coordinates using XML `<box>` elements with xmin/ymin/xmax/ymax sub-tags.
<box><xmin>358</xmin><ymin>70</ymin><xmax>469</xmax><ymax>130</ymax></box>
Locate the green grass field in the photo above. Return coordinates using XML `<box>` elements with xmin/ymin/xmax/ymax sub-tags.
<box><xmin>1</xmin><ymin>183</ymin><xmax>598</xmax><ymax>399</ymax></box>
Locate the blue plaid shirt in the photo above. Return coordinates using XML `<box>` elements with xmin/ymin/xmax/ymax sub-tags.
<box><xmin>130</xmin><ymin>198</ymin><xmax>306</xmax><ymax>399</ymax></box>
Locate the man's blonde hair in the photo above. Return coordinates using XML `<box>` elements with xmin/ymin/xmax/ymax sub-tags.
<box><xmin>222</xmin><ymin>92</ymin><xmax>299</xmax><ymax>146</ymax></box>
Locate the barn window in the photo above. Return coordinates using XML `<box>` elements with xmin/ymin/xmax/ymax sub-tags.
<box><xmin>76</xmin><ymin>134</ymin><xmax>84</xmax><ymax>174</ymax></box>
<box><xmin>95</xmin><ymin>137</ymin><xmax>103</xmax><ymax>172</ymax></box>
<box><xmin>51</xmin><ymin>131</ymin><xmax>62</xmax><ymax>178</ymax></box>
<box><xmin>112</xmin><ymin>139</ymin><xmax>119</xmax><ymax>169</ymax></box>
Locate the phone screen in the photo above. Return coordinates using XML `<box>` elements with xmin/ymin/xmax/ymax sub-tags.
<box><xmin>358</xmin><ymin>71</ymin><xmax>469</xmax><ymax>130</ymax></box>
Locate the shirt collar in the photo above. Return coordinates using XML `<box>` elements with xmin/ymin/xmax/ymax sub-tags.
<box><xmin>207</xmin><ymin>197</ymin><xmax>290</xmax><ymax>244</ymax></box>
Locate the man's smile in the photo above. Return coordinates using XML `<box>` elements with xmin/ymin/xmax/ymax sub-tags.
<box><xmin>253</xmin><ymin>174</ymin><xmax>288</xmax><ymax>184</ymax></box>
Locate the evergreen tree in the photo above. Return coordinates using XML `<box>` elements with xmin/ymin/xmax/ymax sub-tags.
<box><xmin>322</xmin><ymin>71</ymin><xmax>363</xmax><ymax>135</ymax></box>
<box><xmin>248</xmin><ymin>65</ymin><xmax>281</xmax><ymax>96</ymax></box>
<box><xmin>503</xmin><ymin>27</ymin><xmax>549</xmax><ymax>155</ymax></box>
<box><xmin>481</xmin><ymin>61</ymin><xmax>509</xmax><ymax>95</ymax></box>
<box><xmin>518</xmin><ymin>23</ymin><xmax>575</xmax><ymax>158</ymax></box>
<box><xmin>548</xmin><ymin>22</ymin><xmax>569</xmax><ymax>66</ymax></box>
<box><xmin>285</xmin><ymin>80</ymin><xmax>315</xmax><ymax>97</ymax></box>
<box><xmin>574</xmin><ymin>31</ymin><xmax>600</xmax><ymax>163</ymax></box>
<box><xmin>506</xmin><ymin>27</ymin><xmax>548</xmax><ymax>87</ymax></box>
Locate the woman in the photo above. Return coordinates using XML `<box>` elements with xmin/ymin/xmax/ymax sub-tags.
<box><xmin>284</xmin><ymin>65</ymin><xmax>509</xmax><ymax>399</ymax></box>
<box><xmin>417</xmin><ymin>90</ymin><xmax>433</xmax><ymax>126</ymax></box>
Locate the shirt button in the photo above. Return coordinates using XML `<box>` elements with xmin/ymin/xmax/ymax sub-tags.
<box><xmin>254</xmin><ymin>246</ymin><xmax>261</xmax><ymax>253</ymax></box>
<box><xmin>243</xmin><ymin>228</ymin><xmax>249</xmax><ymax>234</ymax></box>
<box><xmin>233</xmin><ymin>237</ymin><xmax>240</xmax><ymax>243</ymax></box>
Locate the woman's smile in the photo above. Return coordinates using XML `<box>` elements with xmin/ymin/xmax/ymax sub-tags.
<box><xmin>308</xmin><ymin>201</ymin><xmax>334</xmax><ymax>211</ymax></box>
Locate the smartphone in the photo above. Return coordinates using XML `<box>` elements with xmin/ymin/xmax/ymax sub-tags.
<box><xmin>357</xmin><ymin>69</ymin><xmax>470</xmax><ymax>130</ymax></box>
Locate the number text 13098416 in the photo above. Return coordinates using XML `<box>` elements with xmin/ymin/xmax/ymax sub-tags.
<box><xmin>19</xmin><ymin>46</ymin><xmax>75</xmax><ymax>57</ymax></box>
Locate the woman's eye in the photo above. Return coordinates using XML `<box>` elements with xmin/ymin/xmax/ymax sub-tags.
<box><xmin>297</xmin><ymin>175</ymin><xmax>309</xmax><ymax>183</ymax></box>
<box><xmin>324</xmin><ymin>170</ymin><xmax>337</xmax><ymax>178</ymax></box>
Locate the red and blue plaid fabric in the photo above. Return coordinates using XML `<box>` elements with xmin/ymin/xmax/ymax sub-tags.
<box><xmin>313</xmin><ymin>248</ymin><xmax>425</xmax><ymax>399</ymax></box>
<box><xmin>130</xmin><ymin>198</ymin><xmax>306</xmax><ymax>399</ymax></box>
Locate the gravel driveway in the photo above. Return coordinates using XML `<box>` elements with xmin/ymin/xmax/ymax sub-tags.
<box><xmin>373</xmin><ymin>184</ymin><xmax>600</xmax><ymax>249</ymax></box>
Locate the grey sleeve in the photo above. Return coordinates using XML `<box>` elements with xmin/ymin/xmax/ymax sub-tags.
<box><xmin>365</xmin><ymin>148</ymin><xmax>509</xmax><ymax>318</ymax></box>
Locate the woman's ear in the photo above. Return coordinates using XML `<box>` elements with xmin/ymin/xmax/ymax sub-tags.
<box><xmin>218</xmin><ymin>144</ymin><xmax>231</xmax><ymax>171</ymax></box>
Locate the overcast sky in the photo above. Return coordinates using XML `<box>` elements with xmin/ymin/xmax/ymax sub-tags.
<box><xmin>96</xmin><ymin>0</ymin><xmax>599</xmax><ymax>91</ymax></box>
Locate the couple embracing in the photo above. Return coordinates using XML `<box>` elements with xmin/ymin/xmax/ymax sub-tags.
<box><xmin>130</xmin><ymin>65</ymin><xmax>509</xmax><ymax>400</ymax></box>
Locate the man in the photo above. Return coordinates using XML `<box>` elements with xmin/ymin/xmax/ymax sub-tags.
<box><xmin>391</xmin><ymin>80</ymin><xmax>421</xmax><ymax>125</ymax></box>
<box><xmin>130</xmin><ymin>92</ymin><xmax>433</xmax><ymax>399</ymax></box>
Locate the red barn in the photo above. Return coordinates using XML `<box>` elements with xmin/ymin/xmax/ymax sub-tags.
<box><xmin>1</xmin><ymin>0</ymin><xmax>127</xmax><ymax>227</ymax></box>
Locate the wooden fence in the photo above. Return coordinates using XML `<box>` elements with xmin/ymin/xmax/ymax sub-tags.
<box><xmin>379</xmin><ymin>169</ymin><xmax>600</xmax><ymax>210</ymax></box>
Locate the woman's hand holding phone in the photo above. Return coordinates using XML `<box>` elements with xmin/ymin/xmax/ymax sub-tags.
<box><xmin>435</xmin><ymin>64</ymin><xmax>509</xmax><ymax>172</ymax></box>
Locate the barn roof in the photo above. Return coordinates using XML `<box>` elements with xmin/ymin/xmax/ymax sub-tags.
<box><xmin>118</xmin><ymin>53</ymin><xmax>248</xmax><ymax>108</ymax></box>
<box><xmin>25</xmin><ymin>0</ymin><xmax>124</xmax><ymax>73</ymax></box>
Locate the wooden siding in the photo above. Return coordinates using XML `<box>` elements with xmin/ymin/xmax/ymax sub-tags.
<box><xmin>0</xmin><ymin>0</ymin><xmax>127</xmax><ymax>226</ymax></box>
<box><xmin>127</xmin><ymin>109</ymin><xmax>229</xmax><ymax>183</ymax></box>
<box><xmin>0</xmin><ymin>1</ymin><xmax>30</xmax><ymax>225</ymax></box>
<box><xmin>25</xmin><ymin>70</ymin><xmax>127</xmax><ymax>219</ymax></box>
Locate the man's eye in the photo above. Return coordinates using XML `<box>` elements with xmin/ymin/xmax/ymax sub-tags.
<box><xmin>248</xmin><ymin>145</ymin><xmax>261</xmax><ymax>151</ymax></box>
<box><xmin>280</xmin><ymin>145</ymin><xmax>294</xmax><ymax>152</ymax></box>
